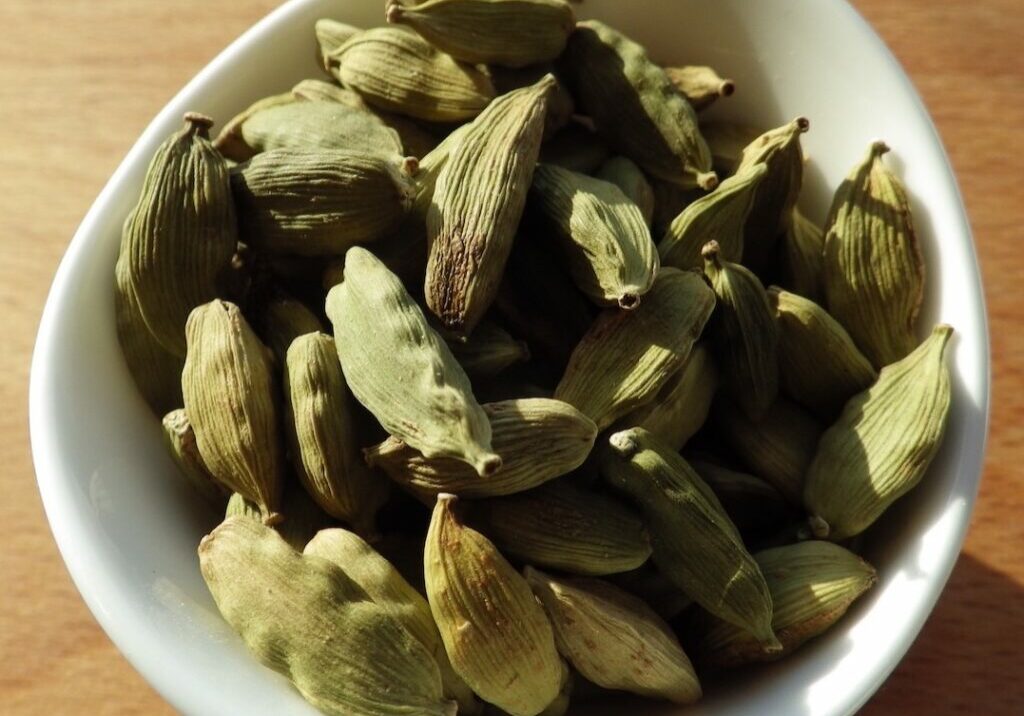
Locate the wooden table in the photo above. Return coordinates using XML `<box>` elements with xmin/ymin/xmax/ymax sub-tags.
<box><xmin>1</xmin><ymin>1</ymin><xmax>1020</xmax><ymax>713</ymax></box>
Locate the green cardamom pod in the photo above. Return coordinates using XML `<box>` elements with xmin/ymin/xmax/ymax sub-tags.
<box><xmin>697</xmin><ymin>541</ymin><xmax>877</xmax><ymax>667</ymax></box>
<box><xmin>447</xmin><ymin>321</ymin><xmax>530</xmax><ymax>378</ymax></box>
<box><xmin>699</xmin><ymin>121</ymin><xmax>763</xmax><ymax>175</ymax></box>
<box><xmin>804</xmin><ymin>324</ymin><xmax>953</xmax><ymax>540</ymax></box>
<box><xmin>291</xmin><ymin>77</ymin><xmax>364</xmax><ymax>105</ymax></box>
<box><xmin>231</xmin><ymin>149</ymin><xmax>417</xmax><ymax>256</ymax></box>
<box><xmin>658</xmin><ymin>163</ymin><xmax>767</xmax><ymax>270</ymax></box>
<box><xmin>601</xmin><ymin>428</ymin><xmax>781</xmax><ymax>651</ymax></box>
<box><xmin>490</xmin><ymin>64</ymin><xmax>575</xmax><ymax>139</ymax></box>
<box><xmin>162</xmin><ymin>408</ymin><xmax>229</xmax><ymax>509</ymax></box>
<box><xmin>559</xmin><ymin>20</ymin><xmax>717</xmax><ymax>189</ymax></box>
<box><xmin>425</xmin><ymin>494</ymin><xmax>565</xmax><ymax>716</ymax></box>
<box><xmin>385</xmin><ymin>0</ymin><xmax>575</xmax><ymax>68</ymax></box>
<box><xmin>314</xmin><ymin>19</ymin><xmax>363</xmax><ymax>67</ymax></box>
<box><xmin>471</xmin><ymin>479</ymin><xmax>651</xmax><ymax>575</ymax></box>
<box><xmin>611</xmin><ymin>563</ymin><xmax>693</xmax><ymax>621</ymax></box>
<box><xmin>823</xmin><ymin>141</ymin><xmax>925</xmax><ymax>367</ymax></box>
<box><xmin>116</xmin><ymin>113</ymin><xmax>237</xmax><ymax>356</ymax></box>
<box><xmin>365</xmin><ymin>398</ymin><xmax>597</xmax><ymax>500</ymax></box>
<box><xmin>426</xmin><ymin>75</ymin><xmax>554</xmax><ymax>335</ymax></box>
<box><xmin>539</xmin><ymin>121</ymin><xmax>611</xmax><ymax>174</ymax></box>
<box><xmin>688</xmin><ymin>458</ymin><xmax>790</xmax><ymax>536</ymax></box>
<box><xmin>596</xmin><ymin>155</ymin><xmax>656</xmax><ymax>227</ymax></box>
<box><xmin>226</xmin><ymin>484</ymin><xmax>338</xmax><ymax>552</ymax></box>
<box><xmin>768</xmin><ymin>286</ymin><xmax>877</xmax><ymax>420</ymax></box>
<box><xmin>199</xmin><ymin>517</ymin><xmax>455</xmax><ymax>716</ymax></box>
<box><xmin>664</xmin><ymin>65</ymin><xmax>735</xmax><ymax>111</ymax></box>
<box><xmin>326</xmin><ymin>247</ymin><xmax>500</xmax><ymax>476</ymax></box>
<box><xmin>555</xmin><ymin>267</ymin><xmax>716</xmax><ymax>430</ymax></box>
<box><xmin>650</xmin><ymin>178</ymin><xmax>702</xmax><ymax>239</ymax></box>
<box><xmin>259</xmin><ymin>292</ymin><xmax>324</xmax><ymax>365</ymax></box>
<box><xmin>778</xmin><ymin>207</ymin><xmax>825</xmax><ymax>303</ymax></box>
<box><xmin>182</xmin><ymin>300</ymin><xmax>283</xmax><ymax>520</ymax></box>
<box><xmin>702</xmin><ymin>240</ymin><xmax>779</xmax><ymax>420</ymax></box>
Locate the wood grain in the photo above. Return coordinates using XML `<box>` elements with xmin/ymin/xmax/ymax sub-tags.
<box><xmin>0</xmin><ymin>1</ymin><xmax>1020</xmax><ymax>713</ymax></box>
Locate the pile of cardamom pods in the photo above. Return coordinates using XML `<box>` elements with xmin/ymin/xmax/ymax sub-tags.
<box><xmin>113</xmin><ymin>2</ymin><xmax>954</xmax><ymax>714</ymax></box>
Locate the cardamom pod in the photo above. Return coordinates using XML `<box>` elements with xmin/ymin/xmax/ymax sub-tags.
<box><xmin>117</xmin><ymin>113</ymin><xmax>237</xmax><ymax>356</ymax></box>
<box><xmin>386</xmin><ymin>0</ymin><xmax>575</xmax><ymax>68</ymax></box>
<box><xmin>650</xmin><ymin>178</ymin><xmax>702</xmax><ymax>239</ymax></box>
<box><xmin>425</xmin><ymin>494</ymin><xmax>565</xmax><ymax>716</ymax></box>
<box><xmin>768</xmin><ymin>287</ymin><xmax>877</xmax><ymax>420</ymax></box>
<box><xmin>804</xmin><ymin>324</ymin><xmax>953</xmax><ymax>540</ymax></box>
<box><xmin>664</xmin><ymin>65</ymin><xmax>735</xmax><ymax>111</ymax></box>
<box><xmin>182</xmin><ymin>300</ymin><xmax>283</xmax><ymax>520</ymax></box>
<box><xmin>601</xmin><ymin>428</ymin><xmax>781</xmax><ymax>650</ymax></box>
<box><xmin>162</xmin><ymin>408</ymin><xmax>228</xmax><ymax>509</ymax></box>
<box><xmin>539</xmin><ymin>121</ymin><xmax>611</xmax><ymax>174</ymax></box>
<box><xmin>596</xmin><ymin>155</ymin><xmax>656</xmax><ymax>227</ymax></box>
<box><xmin>199</xmin><ymin>517</ymin><xmax>455</xmax><ymax>716</ymax></box>
<box><xmin>426</xmin><ymin>75</ymin><xmax>554</xmax><ymax>335</ymax></box>
<box><xmin>231</xmin><ymin>149</ymin><xmax>417</xmax><ymax>256</ymax></box>
<box><xmin>555</xmin><ymin>267</ymin><xmax>716</xmax><ymax>430</ymax></box>
<box><xmin>823</xmin><ymin>141</ymin><xmax>925</xmax><ymax>367</ymax></box>
<box><xmin>315</xmin><ymin>19</ymin><xmax>362</xmax><ymax>67</ymax></box>
<box><xmin>259</xmin><ymin>292</ymin><xmax>323</xmax><ymax>365</ymax></box>
<box><xmin>226</xmin><ymin>484</ymin><xmax>337</xmax><ymax>551</ymax></box>
<box><xmin>688</xmin><ymin>458</ymin><xmax>790</xmax><ymax>536</ymax></box>
<box><xmin>525</xmin><ymin>567</ymin><xmax>702</xmax><ymax>704</ymax></box>
<box><xmin>611</xmin><ymin>563</ymin><xmax>693</xmax><ymax>620</ymax></box>
<box><xmin>778</xmin><ymin>207</ymin><xmax>825</xmax><ymax>303</ymax></box>
<box><xmin>559</xmin><ymin>21</ymin><xmax>717</xmax><ymax>189</ymax></box>
<box><xmin>291</xmin><ymin>77</ymin><xmax>364</xmax><ymax>105</ymax></box>
<box><xmin>365</xmin><ymin>398</ymin><xmax>597</xmax><ymax>500</ymax></box>
<box><xmin>658</xmin><ymin>163</ymin><xmax>767</xmax><ymax>270</ymax></box>
<box><xmin>699</xmin><ymin>121</ymin><xmax>763</xmax><ymax>175</ymax></box>
<box><xmin>326</xmin><ymin>247</ymin><xmax>500</xmax><ymax>475</ymax></box>
<box><xmin>490</xmin><ymin>64</ymin><xmax>575</xmax><ymax>138</ymax></box>
<box><xmin>323</xmin><ymin>25</ymin><xmax>496</xmax><ymax>122</ymax></box>
<box><xmin>697</xmin><ymin>541</ymin><xmax>877</xmax><ymax>667</ymax></box>
<box><xmin>447</xmin><ymin>321</ymin><xmax>530</xmax><ymax>378</ymax></box>
<box><xmin>471</xmin><ymin>479</ymin><xmax>651</xmax><ymax>575</ymax></box>
<box><xmin>702</xmin><ymin>240</ymin><xmax>779</xmax><ymax>420</ymax></box>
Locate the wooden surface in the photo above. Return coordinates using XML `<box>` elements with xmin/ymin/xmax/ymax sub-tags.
<box><xmin>1</xmin><ymin>1</ymin><xmax>1020</xmax><ymax>713</ymax></box>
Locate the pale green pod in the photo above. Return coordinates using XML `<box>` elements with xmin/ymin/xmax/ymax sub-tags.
<box><xmin>162</xmin><ymin>409</ymin><xmax>229</xmax><ymax>509</ymax></box>
<box><xmin>315</xmin><ymin>19</ymin><xmax>363</xmax><ymax>68</ymax></box>
<box><xmin>555</xmin><ymin>267</ymin><xmax>715</xmax><ymax>430</ymax></box>
<box><xmin>231</xmin><ymin>149</ymin><xmax>417</xmax><ymax>256</ymax></box>
<box><xmin>260</xmin><ymin>293</ymin><xmax>324</xmax><ymax>365</ymax></box>
<box><xmin>291</xmin><ymin>78</ymin><xmax>365</xmax><ymax>105</ymax></box>
<box><xmin>182</xmin><ymin>300</ymin><xmax>283</xmax><ymax>520</ymax></box>
<box><xmin>284</xmin><ymin>333</ymin><xmax>388</xmax><ymax>535</ymax></box>
<box><xmin>768</xmin><ymin>287</ymin><xmax>877</xmax><ymax>420</ymax></box>
<box><xmin>525</xmin><ymin>567</ymin><xmax>702</xmax><ymax>704</ymax></box>
<box><xmin>539</xmin><ymin>122</ymin><xmax>611</xmax><ymax>174</ymax></box>
<box><xmin>601</xmin><ymin>428</ymin><xmax>780</xmax><ymax>650</ymax></box>
<box><xmin>447</xmin><ymin>321</ymin><xmax>530</xmax><ymax>378</ymax></box>
<box><xmin>559</xmin><ymin>21</ymin><xmax>716</xmax><ymax>189</ymax></box>
<box><xmin>117</xmin><ymin>113</ymin><xmax>237</xmax><ymax>356</ymax></box>
<box><xmin>386</xmin><ymin>0</ymin><xmax>576</xmax><ymax>68</ymax></box>
<box><xmin>699</xmin><ymin>121</ymin><xmax>763</xmax><ymax>175</ymax></box>
<box><xmin>324</xmin><ymin>26</ymin><xmax>496</xmax><ymax>122</ymax></box>
<box><xmin>702</xmin><ymin>240</ymin><xmax>779</xmax><ymax>420</ymax></box>
<box><xmin>425</xmin><ymin>495</ymin><xmax>565</xmax><ymax>716</ymax></box>
<box><xmin>199</xmin><ymin>517</ymin><xmax>455</xmax><ymax>716</ymax></box>
<box><xmin>596</xmin><ymin>155</ymin><xmax>656</xmax><ymax>227</ymax></box>
<box><xmin>804</xmin><ymin>325</ymin><xmax>953</xmax><ymax>540</ymax></box>
<box><xmin>823</xmin><ymin>142</ymin><xmax>925</xmax><ymax>368</ymax></box>
<box><xmin>472</xmin><ymin>480</ymin><xmax>651</xmax><ymax>576</ymax></box>
<box><xmin>698</xmin><ymin>541</ymin><xmax>877</xmax><ymax>667</ymax></box>
<box><xmin>778</xmin><ymin>207</ymin><xmax>825</xmax><ymax>303</ymax></box>
<box><xmin>490</xmin><ymin>64</ymin><xmax>575</xmax><ymax>138</ymax></box>
<box><xmin>426</xmin><ymin>75</ymin><xmax>554</xmax><ymax>335</ymax></box>
<box><xmin>224</xmin><ymin>484</ymin><xmax>339</xmax><ymax>552</ymax></box>
<box><xmin>365</xmin><ymin>398</ymin><xmax>597</xmax><ymax>500</ymax></box>
<box><xmin>658</xmin><ymin>163</ymin><xmax>767</xmax><ymax>270</ymax></box>
<box><xmin>530</xmin><ymin>163</ymin><xmax>659</xmax><ymax>309</ymax></box>
<box><xmin>618</xmin><ymin>342</ymin><xmax>718</xmax><ymax>451</ymax></box>
<box><xmin>664</xmin><ymin>65</ymin><xmax>736</xmax><ymax>111</ymax></box>
<box><xmin>688</xmin><ymin>458</ymin><xmax>790</xmax><ymax>536</ymax></box>
<box><xmin>326</xmin><ymin>247</ymin><xmax>500</xmax><ymax>476</ymax></box>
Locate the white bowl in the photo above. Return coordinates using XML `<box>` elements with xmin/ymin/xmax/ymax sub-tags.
<box><xmin>30</xmin><ymin>1</ymin><xmax>989</xmax><ymax>714</ymax></box>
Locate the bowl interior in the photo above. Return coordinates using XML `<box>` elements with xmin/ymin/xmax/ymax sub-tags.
<box><xmin>31</xmin><ymin>1</ymin><xmax>988</xmax><ymax>715</ymax></box>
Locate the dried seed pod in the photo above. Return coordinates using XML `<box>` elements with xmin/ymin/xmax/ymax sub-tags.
<box><xmin>601</xmin><ymin>428</ymin><xmax>780</xmax><ymax>650</ymax></box>
<box><xmin>227</xmin><ymin>483</ymin><xmax>340</xmax><ymax>552</ymax></box>
<box><xmin>539</xmin><ymin>121</ymin><xmax>611</xmax><ymax>174</ymax></box>
<box><xmin>713</xmin><ymin>397</ymin><xmax>822</xmax><ymax>505</ymax></box>
<box><xmin>530</xmin><ymin>163</ymin><xmax>659</xmax><ymax>309</ymax></box>
<box><xmin>326</xmin><ymin>247</ymin><xmax>499</xmax><ymax>476</ymax></box>
<box><xmin>182</xmin><ymin>300</ymin><xmax>283</xmax><ymax>520</ymax></box>
<box><xmin>472</xmin><ymin>480</ymin><xmax>651</xmax><ymax>575</ymax></box>
<box><xmin>823</xmin><ymin>142</ymin><xmax>925</xmax><ymax>367</ymax></box>
<box><xmin>778</xmin><ymin>207</ymin><xmax>825</xmax><ymax>302</ymax></box>
<box><xmin>525</xmin><ymin>568</ymin><xmax>702</xmax><ymax>704</ymax></box>
<box><xmin>490</xmin><ymin>64</ymin><xmax>575</xmax><ymax>138</ymax></box>
<box><xmin>199</xmin><ymin>517</ymin><xmax>455</xmax><ymax>716</ymax></box>
<box><xmin>314</xmin><ymin>19</ymin><xmax>363</xmax><ymax>67</ymax></box>
<box><xmin>559</xmin><ymin>21</ymin><xmax>717</xmax><ymax>189</ymax></box>
<box><xmin>697</xmin><ymin>541</ymin><xmax>877</xmax><ymax>667</ymax></box>
<box><xmin>117</xmin><ymin>113</ymin><xmax>237</xmax><ymax>356</ymax></box>
<box><xmin>447</xmin><ymin>321</ymin><xmax>530</xmax><ymax>378</ymax></box>
<box><xmin>426</xmin><ymin>75</ymin><xmax>554</xmax><ymax>334</ymax></box>
<box><xmin>658</xmin><ymin>163</ymin><xmax>767</xmax><ymax>270</ymax></box>
<box><xmin>291</xmin><ymin>77</ymin><xmax>365</xmax><ymax>104</ymax></box>
<box><xmin>323</xmin><ymin>26</ymin><xmax>496</xmax><ymax>122</ymax></box>
<box><xmin>425</xmin><ymin>494</ymin><xmax>565</xmax><ymax>716</ymax></box>
<box><xmin>596</xmin><ymin>155</ymin><xmax>656</xmax><ymax>227</ymax></box>
<box><xmin>768</xmin><ymin>287</ymin><xmax>877</xmax><ymax>420</ymax></box>
<box><xmin>259</xmin><ymin>293</ymin><xmax>324</xmax><ymax>365</ymax></box>
<box><xmin>284</xmin><ymin>333</ymin><xmax>389</xmax><ymax>535</ymax></box>
<box><xmin>702</xmin><ymin>241</ymin><xmax>779</xmax><ymax>420</ymax></box>
<box><xmin>699</xmin><ymin>121</ymin><xmax>763</xmax><ymax>175</ymax></box>
<box><xmin>804</xmin><ymin>325</ymin><xmax>954</xmax><ymax>540</ymax></box>
<box><xmin>611</xmin><ymin>563</ymin><xmax>693</xmax><ymax>621</ymax></box>
<box><xmin>386</xmin><ymin>0</ymin><xmax>575</xmax><ymax>68</ymax></box>
<box><xmin>688</xmin><ymin>458</ymin><xmax>790</xmax><ymax>536</ymax></box>
<box><xmin>617</xmin><ymin>342</ymin><xmax>718</xmax><ymax>451</ymax></box>
<box><xmin>366</xmin><ymin>398</ymin><xmax>597</xmax><ymax>500</ymax></box>
<box><xmin>162</xmin><ymin>408</ymin><xmax>229</xmax><ymax>509</ymax></box>
<box><xmin>663</xmin><ymin>65</ymin><xmax>735</xmax><ymax>111</ymax></box>
<box><xmin>555</xmin><ymin>267</ymin><xmax>716</xmax><ymax>430</ymax></box>
<box><xmin>231</xmin><ymin>149</ymin><xmax>417</xmax><ymax>256</ymax></box>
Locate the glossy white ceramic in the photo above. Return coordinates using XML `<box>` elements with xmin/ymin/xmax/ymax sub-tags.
<box><xmin>30</xmin><ymin>1</ymin><xmax>989</xmax><ymax>714</ymax></box>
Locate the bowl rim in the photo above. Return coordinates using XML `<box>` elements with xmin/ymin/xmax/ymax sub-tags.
<box><xmin>29</xmin><ymin>1</ymin><xmax>990</xmax><ymax>714</ymax></box>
